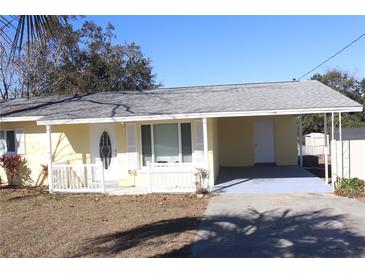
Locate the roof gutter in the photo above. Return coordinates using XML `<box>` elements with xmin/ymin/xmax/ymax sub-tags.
<box><xmin>36</xmin><ymin>106</ymin><xmax>363</xmax><ymax>125</ymax></box>
<box><xmin>0</xmin><ymin>116</ymin><xmax>42</xmax><ymax>122</ymax></box>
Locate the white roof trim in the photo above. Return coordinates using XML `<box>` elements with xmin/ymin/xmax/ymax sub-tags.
<box><xmin>0</xmin><ymin>116</ymin><xmax>41</xmax><ymax>122</ymax></box>
<box><xmin>36</xmin><ymin>106</ymin><xmax>363</xmax><ymax>125</ymax></box>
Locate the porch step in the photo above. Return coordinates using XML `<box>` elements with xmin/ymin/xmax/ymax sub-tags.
<box><xmin>103</xmin><ymin>181</ymin><xmax>120</xmax><ymax>193</ymax></box>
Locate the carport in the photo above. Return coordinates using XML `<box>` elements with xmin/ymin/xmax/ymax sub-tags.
<box><xmin>214</xmin><ymin>166</ymin><xmax>331</xmax><ymax>194</ymax></box>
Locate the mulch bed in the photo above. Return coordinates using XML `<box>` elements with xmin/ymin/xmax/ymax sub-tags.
<box><xmin>0</xmin><ymin>188</ymin><xmax>209</xmax><ymax>258</ymax></box>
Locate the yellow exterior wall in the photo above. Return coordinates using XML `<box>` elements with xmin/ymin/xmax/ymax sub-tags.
<box><xmin>52</xmin><ymin>124</ymin><xmax>91</xmax><ymax>165</ymax></box>
<box><xmin>0</xmin><ymin>122</ymin><xmax>91</xmax><ymax>186</ymax></box>
<box><xmin>115</xmin><ymin>123</ymin><xmax>127</xmax><ymax>186</ymax></box>
<box><xmin>274</xmin><ymin>115</ymin><xmax>298</xmax><ymax>165</ymax></box>
<box><xmin>218</xmin><ymin>117</ymin><xmax>254</xmax><ymax>166</ymax></box>
<box><xmin>115</xmin><ymin>122</ymin><xmax>137</xmax><ymax>187</ymax></box>
<box><xmin>217</xmin><ymin>115</ymin><xmax>298</xmax><ymax>168</ymax></box>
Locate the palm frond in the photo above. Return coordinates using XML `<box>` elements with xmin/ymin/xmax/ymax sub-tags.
<box><xmin>0</xmin><ymin>15</ymin><xmax>76</xmax><ymax>57</ymax></box>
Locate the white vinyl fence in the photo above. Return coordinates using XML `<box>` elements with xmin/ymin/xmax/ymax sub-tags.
<box><xmin>331</xmin><ymin>140</ymin><xmax>365</xmax><ymax>181</ymax></box>
<box><xmin>51</xmin><ymin>163</ymin><xmax>105</xmax><ymax>193</ymax></box>
<box><xmin>147</xmin><ymin>162</ymin><xmax>197</xmax><ymax>193</ymax></box>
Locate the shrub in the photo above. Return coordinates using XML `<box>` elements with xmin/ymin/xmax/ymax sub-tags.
<box><xmin>41</xmin><ymin>164</ymin><xmax>48</xmax><ymax>178</ymax></box>
<box><xmin>0</xmin><ymin>154</ymin><xmax>32</xmax><ymax>186</ymax></box>
<box><xmin>195</xmin><ymin>168</ymin><xmax>209</xmax><ymax>194</ymax></box>
<box><xmin>335</xmin><ymin>177</ymin><xmax>365</xmax><ymax>198</ymax></box>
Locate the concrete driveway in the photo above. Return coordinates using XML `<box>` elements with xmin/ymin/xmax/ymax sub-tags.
<box><xmin>214</xmin><ymin>166</ymin><xmax>331</xmax><ymax>194</ymax></box>
<box><xmin>192</xmin><ymin>193</ymin><xmax>365</xmax><ymax>257</ymax></box>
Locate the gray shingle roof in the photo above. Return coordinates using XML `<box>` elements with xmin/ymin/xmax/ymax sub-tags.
<box><xmin>0</xmin><ymin>80</ymin><xmax>362</xmax><ymax>123</ymax></box>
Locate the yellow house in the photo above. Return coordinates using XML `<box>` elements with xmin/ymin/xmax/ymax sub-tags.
<box><xmin>0</xmin><ymin>80</ymin><xmax>362</xmax><ymax>194</ymax></box>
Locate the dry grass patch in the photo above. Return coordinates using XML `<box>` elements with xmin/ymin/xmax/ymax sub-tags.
<box><xmin>0</xmin><ymin>188</ymin><xmax>209</xmax><ymax>258</ymax></box>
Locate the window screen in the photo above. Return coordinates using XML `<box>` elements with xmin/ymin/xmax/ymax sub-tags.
<box><xmin>0</xmin><ymin>131</ymin><xmax>6</xmax><ymax>154</ymax></box>
<box><xmin>141</xmin><ymin>125</ymin><xmax>152</xmax><ymax>166</ymax></box>
<box><xmin>6</xmin><ymin>130</ymin><xmax>15</xmax><ymax>153</ymax></box>
<box><xmin>153</xmin><ymin>123</ymin><xmax>179</xmax><ymax>164</ymax></box>
<box><xmin>181</xmin><ymin>123</ymin><xmax>192</xmax><ymax>162</ymax></box>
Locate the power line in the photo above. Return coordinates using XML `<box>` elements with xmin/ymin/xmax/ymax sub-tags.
<box><xmin>296</xmin><ymin>33</ymin><xmax>365</xmax><ymax>80</ymax></box>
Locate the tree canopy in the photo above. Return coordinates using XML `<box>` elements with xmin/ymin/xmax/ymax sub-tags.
<box><xmin>0</xmin><ymin>20</ymin><xmax>159</xmax><ymax>99</ymax></box>
<box><xmin>302</xmin><ymin>69</ymin><xmax>365</xmax><ymax>135</ymax></box>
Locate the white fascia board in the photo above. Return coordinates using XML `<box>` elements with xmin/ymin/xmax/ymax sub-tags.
<box><xmin>0</xmin><ymin>116</ymin><xmax>42</xmax><ymax>122</ymax></box>
<box><xmin>36</xmin><ymin>106</ymin><xmax>363</xmax><ymax>125</ymax></box>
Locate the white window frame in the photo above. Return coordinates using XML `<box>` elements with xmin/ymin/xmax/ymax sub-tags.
<box><xmin>0</xmin><ymin>129</ymin><xmax>16</xmax><ymax>155</ymax></box>
<box><xmin>140</xmin><ymin>121</ymin><xmax>193</xmax><ymax>167</ymax></box>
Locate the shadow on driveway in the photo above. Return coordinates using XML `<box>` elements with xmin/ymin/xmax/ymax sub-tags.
<box><xmin>74</xmin><ymin>207</ymin><xmax>365</xmax><ymax>258</ymax></box>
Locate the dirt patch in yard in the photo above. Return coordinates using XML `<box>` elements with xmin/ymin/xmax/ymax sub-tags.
<box><xmin>0</xmin><ymin>188</ymin><xmax>209</xmax><ymax>258</ymax></box>
<box><xmin>357</xmin><ymin>195</ymin><xmax>365</xmax><ymax>203</ymax></box>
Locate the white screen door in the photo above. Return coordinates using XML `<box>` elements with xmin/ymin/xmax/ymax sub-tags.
<box><xmin>254</xmin><ymin>120</ymin><xmax>275</xmax><ymax>164</ymax></box>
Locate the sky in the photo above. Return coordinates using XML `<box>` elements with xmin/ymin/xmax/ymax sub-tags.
<box><xmin>75</xmin><ymin>16</ymin><xmax>365</xmax><ymax>88</ymax></box>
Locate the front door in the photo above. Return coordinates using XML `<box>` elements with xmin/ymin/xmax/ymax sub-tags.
<box><xmin>91</xmin><ymin>124</ymin><xmax>118</xmax><ymax>182</ymax></box>
<box><xmin>254</xmin><ymin>120</ymin><xmax>275</xmax><ymax>164</ymax></box>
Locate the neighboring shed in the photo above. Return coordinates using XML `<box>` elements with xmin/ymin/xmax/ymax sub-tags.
<box><xmin>304</xmin><ymin>132</ymin><xmax>329</xmax><ymax>155</ymax></box>
<box><xmin>331</xmin><ymin>128</ymin><xmax>365</xmax><ymax>181</ymax></box>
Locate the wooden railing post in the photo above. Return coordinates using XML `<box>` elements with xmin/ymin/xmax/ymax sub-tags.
<box><xmin>148</xmin><ymin>161</ymin><xmax>152</xmax><ymax>193</ymax></box>
<box><xmin>100</xmin><ymin>163</ymin><xmax>105</xmax><ymax>193</ymax></box>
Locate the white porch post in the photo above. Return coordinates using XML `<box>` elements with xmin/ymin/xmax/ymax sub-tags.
<box><xmin>339</xmin><ymin>112</ymin><xmax>343</xmax><ymax>178</ymax></box>
<box><xmin>46</xmin><ymin>125</ymin><xmax>53</xmax><ymax>192</ymax></box>
<box><xmin>299</xmin><ymin>115</ymin><xmax>303</xmax><ymax>167</ymax></box>
<box><xmin>148</xmin><ymin>161</ymin><xmax>152</xmax><ymax>193</ymax></box>
<box><xmin>339</xmin><ymin>112</ymin><xmax>342</xmax><ymax>141</ymax></box>
<box><xmin>331</xmin><ymin>112</ymin><xmax>334</xmax><ymax>141</ymax></box>
<box><xmin>331</xmin><ymin>112</ymin><xmax>335</xmax><ymax>190</ymax></box>
<box><xmin>202</xmin><ymin>118</ymin><xmax>208</xmax><ymax>188</ymax></box>
<box><xmin>324</xmin><ymin>113</ymin><xmax>329</xmax><ymax>184</ymax></box>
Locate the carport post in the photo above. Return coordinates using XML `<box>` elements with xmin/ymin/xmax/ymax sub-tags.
<box><xmin>324</xmin><ymin>113</ymin><xmax>329</xmax><ymax>184</ymax></box>
<box><xmin>339</xmin><ymin>112</ymin><xmax>343</xmax><ymax>178</ymax></box>
<box><xmin>299</xmin><ymin>115</ymin><xmax>303</xmax><ymax>167</ymax></box>
<box><xmin>331</xmin><ymin>112</ymin><xmax>335</xmax><ymax>190</ymax></box>
<box><xmin>46</xmin><ymin>125</ymin><xmax>53</xmax><ymax>193</ymax></box>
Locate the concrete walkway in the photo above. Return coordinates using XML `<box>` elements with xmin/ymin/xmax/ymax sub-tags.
<box><xmin>214</xmin><ymin>166</ymin><xmax>331</xmax><ymax>194</ymax></box>
<box><xmin>192</xmin><ymin>193</ymin><xmax>365</xmax><ymax>257</ymax></box>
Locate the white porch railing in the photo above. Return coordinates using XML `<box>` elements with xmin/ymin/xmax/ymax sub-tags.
<box><xmin>51</xmin><ymin>163</ymin><xmax>105</xmax><ymax>193</ymax></box>
<box><xmin>147</xmin><ymin>162</ymin><xmax>197</xmax><ymax>193</ymax></box>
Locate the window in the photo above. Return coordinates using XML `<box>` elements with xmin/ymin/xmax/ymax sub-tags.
<box><xmin>0</xmin><ymin>130</ymin><xmax>16</xmax><ymax>155</ymax></box>
<box><xmin>141</xmin><ymin>125</ymin><xmax>152</xmax><ymax>166</ymax></box>
<box><xmin>181</xmin><ymin>123</ymin><xmax>192</xmax><ymax>162</ymax></box>
<box><xmin>154</xmin><ymin>123</ymin><xmax>179</xmax><ymax>164</ymax></box>
<box><xmin>141</xmin><ymin>123</ymin><xmax>192</xmax><ymax>166</ymax></box>
<box><xmin>99</xmin><ymin>131</ymin><xmax>112</xmax><ymax>169</ymax></box>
